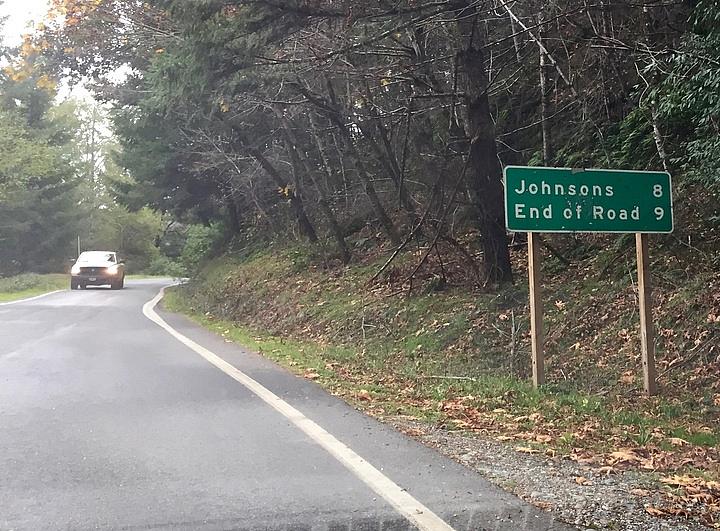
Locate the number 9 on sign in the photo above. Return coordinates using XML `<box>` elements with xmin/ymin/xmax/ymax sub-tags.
<box><xmin>655</xmin><ymin>207</ymin><xmax>665</xmax><ymax>220</ymax></box>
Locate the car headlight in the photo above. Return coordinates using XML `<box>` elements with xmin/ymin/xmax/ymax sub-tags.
<box><xmin>71</xmin><ymin>265</ymin><xmax>81</xmax><ymax>275</ymax></box>
<box><xmin>107</xmin><ymin>265</ymin><xmax>119</xmax><ymax>275</ymax></box>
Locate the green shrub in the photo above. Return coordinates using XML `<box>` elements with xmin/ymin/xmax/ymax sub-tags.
<box><xmin>0</xmin><ymin>273</ymin><xmax>45</xmax><ymax>292</ymax></box>
<box><xmin>145</xmin><ymin>256</ymin><xmax>187</xmax><ymax>277</ymax></box>
<box><xmin>180</xmin><ymin>223</ymin><xmax>225</xmax><ymax>273</ymax></box>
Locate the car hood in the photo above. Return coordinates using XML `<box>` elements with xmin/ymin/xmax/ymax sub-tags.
<box><xmin>76</xmin><ymin>261</ymin><xmax>117</xmax><ymax>268</ymax></box>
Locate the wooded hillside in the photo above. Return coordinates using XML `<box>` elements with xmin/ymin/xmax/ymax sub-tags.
<box><xmin>21</xmin><ymin>0</ymin><xmax>717</xmax><ymax>285</ymax></box>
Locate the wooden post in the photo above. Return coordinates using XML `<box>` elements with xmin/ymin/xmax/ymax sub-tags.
<box><xmin>635</xmin><ymin>233</ymin><xmax>657</xmax><ymax>396</ymax></box>
<box><xmin>528</xmin><ymin>233</ymin><xmax>544</xmax><ymax>387</ymax></box>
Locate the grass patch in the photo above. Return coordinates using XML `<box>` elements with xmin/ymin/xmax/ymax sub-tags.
<box><xmin>0</xmin><ymin>273</ymin><xmax>67</xmax><ymax>302</ymax></box>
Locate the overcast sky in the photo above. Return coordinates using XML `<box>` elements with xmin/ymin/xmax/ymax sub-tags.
<box><xmin>1</xmin><ymin>0</ymin><xmax>50</xmax><ymax>46</ymax></box>
<box><xmin>1</xmin><ymin>1</ymin><xmax>96</xmax><ymax>102</ymax></box>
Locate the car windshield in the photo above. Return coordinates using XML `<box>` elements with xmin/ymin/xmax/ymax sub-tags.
<box><xmin>77</xmin><ymin>252</ymin><xmax>115</xmax><ymax>263</ymax></box>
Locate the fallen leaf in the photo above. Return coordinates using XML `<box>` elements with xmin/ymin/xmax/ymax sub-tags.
<box><xmin>533</xmin><ymin>500</ymin><xmax>553</xmax><ymax>510</ymax></box>
<box><xmin>645</xmin><ymin>507</ymin><xmax>666</xmax><ymax>516</ymax></box>
<box><xmin>357</xmin><ymin>389</ymin><xmax>372</xmax><ymax>401</ymax></box>
<box><xmin>399</xmin><ymin>427</ymin><xmax>425</xmax><ymax>437</ymax></box>
<box><xmin>575</xmin><ymin>476</ymin><xmax>592</xmax><ymax>486</ymax></box>
<box><xmin>304</xmin><ymin>370</ymin><xmax>320</xmax><ymax>380</ymax></box>
<box><xmin>620</xmin><ymin>370</ymin><xmax>635</xmax><ymax>384</ymax></box>
<box><xmin>631</xmin><ymin>488</ymin><xmax>650</xmax><ymax>496</ymax></box>
<box><xmin>516</xmin><ymin>446</ymin><xmax>540</xmax><ymax>454</ymax></box>
<box><xmin>608</xmin><ymin>449</ymin><xmax>643</xmax><ymax>464</ymax></box>
<box><xmin>596</xmin><ymin>466</ymin><xmax>617</xmax><ymax>475</ymax></box>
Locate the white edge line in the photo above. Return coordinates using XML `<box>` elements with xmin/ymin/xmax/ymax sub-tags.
<box><xmin>142</xmin><ymin>286</ymin><xmax>454</xmax><ymax>531</ymax></box>
<box><xmin>0</xmin><ymin>289</ymin><xmax>64</xmax><ymax>307</ymax></box>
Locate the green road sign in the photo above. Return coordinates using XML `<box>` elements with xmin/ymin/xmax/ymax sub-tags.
<box><xmin>504</xmin><ymin>166</ymin><xmax>673</xmax><ymax>233</ymax></box>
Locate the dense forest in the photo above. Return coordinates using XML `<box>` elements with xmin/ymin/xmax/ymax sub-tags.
<box><xmin>0</xmin><ymin>0</ymin><xmax>715</xmax><ymax>283</ymax></box>
<box><xmin>0</xmin><ymin>59</ymin><xmax>167</xmax><ymax>274</ymax></box>
<box><xmin>0</xmin><ymin>0</ymin><xmax>712</xmax><ymax>283</ymax></box>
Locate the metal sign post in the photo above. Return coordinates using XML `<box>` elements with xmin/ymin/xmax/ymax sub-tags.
<box><xmin>504</xmin><ymin>166</ymin><xmax>673</xmax><ymax>395</ymax></box>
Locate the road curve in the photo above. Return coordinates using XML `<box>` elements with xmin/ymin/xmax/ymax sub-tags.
<box><xmin>0</xmin><ymin>279</ymin><xmax>571</xmax><ymax>531</ymax></box>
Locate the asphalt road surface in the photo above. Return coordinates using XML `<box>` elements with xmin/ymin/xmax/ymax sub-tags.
<box><xmin>0</xmin><ymin>280</ymin><xmax>572</xmax><ymax>531</ymax></box>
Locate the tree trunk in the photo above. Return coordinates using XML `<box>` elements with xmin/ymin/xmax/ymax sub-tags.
<box><xmin>454</xmin><ymin>1</ymin><xmax>513</xmax><ymax>283</ymax></box>
<box><xmin>360</xmin><ymin>85</ymin><xmax>417</xmax><ymax>214</ymax></box>
<box><xmin>340</xmin><ymin>130</ymin><xmax>402</xmax><ymax>247</ymax></box>
<box><xmin>643</xmin><ymin>6</ymin><xmax>670</xmax><ymax>173</ymax></box>
<box><xmin>229</xmin><ymin>125</ymin><xmax>318</xmax><ymax>241</ymax></box>
<box><xmin>223</xmin><ymin>192</ymin><xmax>243</xmax><ymax>236</ymax></box>
<box><xmin>239</xmin><ymin>142</ymin><xmax>318</xmax><ymax>242</ymax></box>
<box><xmin>275</xmin><ymin>108</ymin><xmax>352</xmax><ymax>263</ymax></box>
<box><xmin>539</xmin><ymin>8</ymin><xmax>553</xmax><ymax>166</ymax></box>
<box><xmin>292</xmin><ymin>83</ymin><xmax>401</xmax><ymax>247</ymax></box>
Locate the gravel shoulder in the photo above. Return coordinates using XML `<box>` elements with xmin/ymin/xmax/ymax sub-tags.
<box><xmin>387</xmin><ymin>417</ymin><xmax>710</xmax><ymax>531</ymax></box>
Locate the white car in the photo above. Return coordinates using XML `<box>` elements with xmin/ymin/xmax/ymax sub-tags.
<box><xmin>70</xmin><ymin>251</ymin><xmax>126</xmax><ymax>290</ymax></box>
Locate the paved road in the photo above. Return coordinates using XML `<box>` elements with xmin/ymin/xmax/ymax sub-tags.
<box><xmin>0</xmin><ymin>280</ymin><xmax>570</xmax><ymax>531</ymax></box>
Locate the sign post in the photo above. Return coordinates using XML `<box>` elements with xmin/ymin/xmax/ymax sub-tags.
<box><xmin>528</xmin><ymin>233</ymin><xmax>544</xmax><ymax>387</ymax></box>
<box><xmin>504</xmin><ymin>166</ymin><xmax>673</xmax><ymax>395</ymax></box>
<box><xmin>636</xmin><ymin>233</ymin><xmax>657</xmax><ymax>395</ymax></box>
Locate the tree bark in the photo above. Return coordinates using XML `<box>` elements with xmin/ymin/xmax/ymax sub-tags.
<box><xmin>275</xmin><ymin>108</ymin><xmax>352</xmax><ymax>263</ymax></box>
<box><xmin>222</xmin><ymin>189</ymin><xmax>243</xmax><ymax>236</ymax></box>
<box><xmin>232</xmin><ymin>127</ymin><xmax>318</xmax><ymax>242</ymax></box>
<box><xmin>360</xmin><ymin>85</ymin><xmax>417</xmax><ymax>214</ymax></box>
<box><xmin>292</xmin><ymin>83</ymin><xmax>402</xmax><ymax>247</ymax></box>
<box><xmin>539</xmin><ymin>8</ymin><xmax>554</xmax><ymax>166</ymax></box>
<box><xmin>643</xmin><ymin>6</ymin><xmax>670</xmax><ymax>173</ymax></box>
<box><xmin>453</xmin><ymin>1</ymin><xmax>513</xmax><ymax>283</ymax></box>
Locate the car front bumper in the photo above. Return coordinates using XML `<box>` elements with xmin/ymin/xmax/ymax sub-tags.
<box><xmin>72</xmin><ymin>274</ymin><xmax>121</xmax><ymax>286</ymax></box>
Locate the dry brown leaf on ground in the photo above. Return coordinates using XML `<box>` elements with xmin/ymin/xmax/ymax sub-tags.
<box><xmin>516</xmin><ymin>446</ymin><xmax>541</xmax><ymax>454</ymax></box>
<box><xmin>655</xmin><ymin>474</ymin><xmax>720</xmax><ymax>528</ymax></box>
<box><xmin>608</xmin><ymin>449</ymin><xmax>645</xmax><ymax>465</ymax></box>
<box><xmin>356</xmin><ymin>389</ymin><xmax>372</xmax><ymax>401</ymax></box>
<box><xmin>532</xmin><ymin>500</ymin><xmax>554</xmax><ymax>511</ymax></box>
<box><xmin>398</xmin><ymin>426</ymin><xmax>426</xmax><ymax>437</ymax></box>
<box><xmin>596</xmin><ymin>466</ymin><xmax>617</xmax><ymax>475</ymax></box>
<box><xmin>645</xmin><ymin>506</ymin><xmax>667</xmax><ymax>516</ymax></box>
<box><xmin>568</xmin><ymin>451</ymin><xmax>600</xmax><ymax>466</ymax></box>
<box><xmin>620</xmin><ymin>371</ymin><xmax>636</xmax><ymax>384</ymax></box>
<box><xmin>661</xmin><ymin>475</ymin><xmax>720</xmax><ymax>491</ymax></box>
<box><xmin>574</xmin><ymin>476</ymin><xmax>593</xmax><ymax>486</ymax></box>
<box><xmin>303</xmin><ymin>369</ymin><xmax>320</xmax><ymax>380</ymax></box>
